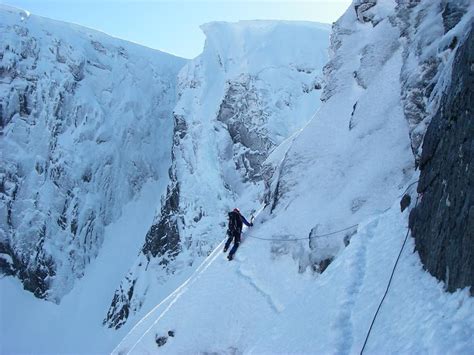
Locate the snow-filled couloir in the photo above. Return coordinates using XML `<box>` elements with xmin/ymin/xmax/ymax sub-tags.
<box><xmin>103</xmin><ymin>20</ymin><xmax>331</xmax><ymax>331</ymax></box>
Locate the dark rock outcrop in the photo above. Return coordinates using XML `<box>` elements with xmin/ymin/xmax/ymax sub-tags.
<box><xmin>409</xmin><ymin>25</ymin><xmax>473</xmax><ymax>295</ymax></box>
<box><xmin>142</xmin><ymin>181</ymin><xmax>181</xmax><ymax>264</ymax></box>
<box><xmin>155</xmin><ymin>334</ymin><xmax>168</xmax><ymax>347</ymax></box>
<box><xmin>442</xmin><ymin>0</ymin><xmax>470</xmax><ymax>33</ymax></box>
<box><xmin>354</xmin><ymin>0</ymin><xmax>378</xmax><ymax>25</ymax></box>
<box><xmin>102</xmin><ymin>276</ymin><xmax>136</xmax><ymax>330</ymax></box>
<box><xmin>400</xmin><ymin>194</ymin><xmax>411</xmax><ymax>212</ymax></box>
<box><xmin>142</xmin><ymin>113</ymin><xmax>185</xmax><ymax>264</ymax></box>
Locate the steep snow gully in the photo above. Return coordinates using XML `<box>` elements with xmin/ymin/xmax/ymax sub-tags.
<box><xmin>1</xmin><ymin>0</ymin><xmax>474</xmax><ymax>354</ymax></box>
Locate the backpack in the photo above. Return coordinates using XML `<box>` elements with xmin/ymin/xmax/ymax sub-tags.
<box><xmin>228</xmin><ymin>211</ymin><xmax>241</xmax><ymax>235</ymax></box>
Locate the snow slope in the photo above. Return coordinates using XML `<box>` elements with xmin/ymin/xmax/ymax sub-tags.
<box><xmin>115</xmin><ymin>0</ymin><xmax>474</xmax><ymax>353</ymax></box>
<box><xmin>114</xmin><ymin>191</ymin><xmax>474</xmax><ymax>354</ymax></box>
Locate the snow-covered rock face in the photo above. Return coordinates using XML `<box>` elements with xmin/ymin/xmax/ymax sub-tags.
<box><xmin>265</xmin><ymin>0</ymin><xmax>472</xmax><ymax>272</ymax></box>
<box><xmin>104</xmin><ymin>20</ymin><xmax>330</xmax><ymax>329</ymax></box>
<box><xmin>397</xmin><ymin>0</ymin><xmax>472</xmax><ymax>160</ymax></box>
<box><xmin>0</xmin><ymin>5</ymin><xmax>186</xmax><ymax>302</ymax></box>
<box><xmin>265</xmin><ymin>0</ymin><xmax>416</xmax><ymax>272</ymax></box>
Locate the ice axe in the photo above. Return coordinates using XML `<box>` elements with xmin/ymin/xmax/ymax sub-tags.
<box><xmin>249</xmin><ymin>208</ymin><xmax>256</xmax><ymax>225</ymax></box>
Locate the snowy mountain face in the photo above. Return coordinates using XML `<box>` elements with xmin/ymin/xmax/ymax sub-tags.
<box><xmin>0</xmin><ymin>5</ymin><xmax>186</xmax><ymax>302</ymax></box>
<box><xmin>2</xmin><ymin>0</ymin><xmax>472</xmax><ymax>353</ymax></box>
<box><xmin>104</xmin><ymin>20</ymin><xmax>330</xmax><ymax>330</ymax></box>
<box><xmin>115</xmin><ymin>1</ymin><xmax>473</xmax><ymax>354</ymax></box>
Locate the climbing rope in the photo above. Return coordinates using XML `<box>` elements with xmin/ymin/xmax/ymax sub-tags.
<box><xmin>359</xmin><ymin>192</ymin><xmax>420</xmax><ymax>354</ymax></box>
<box><xmin>245</xmin><ymin>180</ymin><xmax>419</xmax><ymax>244</ymax></box>
<box><xmin>246</xmin><ymin>223</ymin><xmax>359</xmax><ymax>242</ymax></box>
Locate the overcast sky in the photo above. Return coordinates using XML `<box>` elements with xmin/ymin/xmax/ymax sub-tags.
<box><xmin>1</xmin><ymin>0</ymin><xmax>352</xmax><ymax>59</ymax></box>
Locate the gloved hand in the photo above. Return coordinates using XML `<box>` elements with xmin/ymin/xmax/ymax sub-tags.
<box><xmin>250</xmin><ymin>222</ymin><xmax>254</xmax><ymax>227</ymax></box>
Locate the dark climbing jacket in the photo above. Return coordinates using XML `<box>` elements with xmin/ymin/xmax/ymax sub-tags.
<box><xmin>227</xmin><ymin>211</ymin><xmax>252</xmax><ymax>236</ymax></box>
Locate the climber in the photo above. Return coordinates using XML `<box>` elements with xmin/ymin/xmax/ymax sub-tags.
<box><xmin>224</xmin><ymin>208</ymin><xmax>253</xmax><ymax>261</ymax></box>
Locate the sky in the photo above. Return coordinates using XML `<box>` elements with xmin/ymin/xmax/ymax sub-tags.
<box><xmin>1</xmin><ymin>0</ymin><xmax>352</xmax><ymax>59</ymax></box>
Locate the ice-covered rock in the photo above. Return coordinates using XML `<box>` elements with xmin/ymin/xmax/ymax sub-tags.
<box><xmin>0</xmin><ymin>4</ymin><xmax>186</xmax><ymax>302</ymax></box>
<box><xmin>397</xmin><ymin>0</ymin><xmax>471</xmax><ymax>160</ymax></box>
<box><xmin>266</xmin><ymin>0</ymin><xmax>473</xmax><ymax>274</ymax></box>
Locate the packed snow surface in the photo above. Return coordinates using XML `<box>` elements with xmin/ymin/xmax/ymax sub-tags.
<box><xmin>114</xmin><ymin>195</ymin><xmax>474</xmax><ymax>354</ymax></box>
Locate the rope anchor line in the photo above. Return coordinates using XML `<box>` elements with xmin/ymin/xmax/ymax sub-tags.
<box><xmin>246</xmin><ymin>180</ymin><xmax>419</xmax><ymax>244</ymax></box>
<box><xmin>359</xmin><ymin>193</ymin><xmax>421</xmax><ymax>354</ymax></box>
<box><xmin>246</xmin><ymin>223</ymin><xmax>359</xmax><ymax>242</ymax></box>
